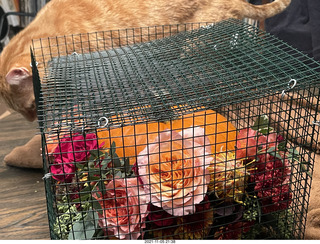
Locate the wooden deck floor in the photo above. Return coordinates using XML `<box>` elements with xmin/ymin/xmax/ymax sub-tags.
<box><xmin>0</xmin><ymin>111</ymin><xmax>50</xmax><ymax>240</ymax></box>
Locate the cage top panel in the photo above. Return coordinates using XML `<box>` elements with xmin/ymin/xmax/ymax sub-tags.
<box><xmin>32</xmin><ymin>19</ymin><xmax>320</xmax><ymax>133</ymax></box>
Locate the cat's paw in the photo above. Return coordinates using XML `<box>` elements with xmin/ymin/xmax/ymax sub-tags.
<box><xmin>4</xmin><ymin>135</ymin><xmax>43</xmax><ymax>169</ymax></box>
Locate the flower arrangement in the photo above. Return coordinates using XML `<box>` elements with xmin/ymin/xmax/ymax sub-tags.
<box><xmin>49</xmin><ymin>115</ymin><xmax>306</xmax><ymax>240</ymax></box>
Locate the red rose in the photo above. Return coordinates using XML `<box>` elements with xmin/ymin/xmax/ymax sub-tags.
<box><xmin>51</xmin><ymin>133</ymin><xmax>99</xmax><ymax>182</ymax></box>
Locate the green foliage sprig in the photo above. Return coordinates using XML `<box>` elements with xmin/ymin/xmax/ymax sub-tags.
<box><xmin>53</xmin><ymin>196</ymin><xmax>91</xmax><ymax>240</ymax></box>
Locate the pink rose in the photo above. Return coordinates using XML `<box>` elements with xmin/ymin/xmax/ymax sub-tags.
<box><xmin>236</xmin><ymin>128</ymin><xmax>283</xmax><ymax>160</ymax></box>
<box><xmin>137</xmin><ymin>127</ymin><xmax>212</xmax><ymax>216</ymax></box>
<box><xmin>236</xmin><ymin>128</ymin><xmax>258</xmax><ymax>159</ymax></box>
<box><xmin>51</xmin><ymin>133</ymin><xmax>99</xmax><ymax>182</ymax></box>
<box><xmin>96</xmin><ymin>178</ymin><xmax>149</xmax><ymax>240</ymax></box>
<box><xmin>257</xmin><ymin>132</ymin><xmax>279</xmax><ymax>149</ymax></box>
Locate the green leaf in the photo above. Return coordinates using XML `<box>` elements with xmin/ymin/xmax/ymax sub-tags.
<box><xmin>124</xmin><ymin>157</ymin><xmax>131</xmax><ymax>174</ymax></box>
<box><xmin>88</xmin><ymin>168</ymin><xmax>101</xmax><ymax>175</ymax></box>
<box><xmin>93</xmin><ymin>228</ymin><xmax>105</xmax><ymax>238</ymax></box>
<box><xmin>113</xmin><ymin>156</ymin><xmax>121</xmax><ymax>168</ymax></box>
<box><xmin>267</xmin><ymin>146</ymin><xmax>276</xmax><ymax>153</ymax></box>
<box><xmin>100</xmin><ymin>157</ymin><xmax>110</xmax><ymax>166</ymax></box>
<box><xmin>76</xmin><ymin>163</ymin><xmax>85</xmax><ymax>170</ymax></box>
<box><xmin>103</xmin><ymin>155</ymin><xmax>111</xmax><ymax>162</ymax></box>
<box><xmin>287</xmin><ymin>148</ymin><xmax>299</xmax><ymax>156</ymax></box>
<box><xmin>97</xmin><ymin>180</ymin><xmax>106</xmax><ymax>195</ymax></box>
<box><xmin>287</xmin><ymin>153</ymin><xmax>297</xmax><ymax>163</ymax></box>
<box><xmin>268</xmin><ymin>151</ymin><xmax>283</xmax><ymax>161</ymax></box>
<box><xmin>277</xmin><ymin>141</ymin><xmax>286</xmax><ymax>151</ymax></box>
<box><xmin>87</xmin><ymin>174</ymin><xmax>101</xmax><ymax>181</ymax></box>
<box><xmin>80</xmin><ymin>184</ymin><xmax>94</xmax><ymax>194</ymax></box>
<box><xmin>286</xmin><ymin>149</ymin><xmax>312</xmax><ymax>177</ymax></box>
<box><xmin>101</xmin><ymin>162</ymin><xmax>109</xmax><ymax>171</ymax></box>
<box><xmin>88</xmin><ymin>161</ymin><xmax>95</xmax><ymax>168</ymax></box>
<box><xmin>110</xmin><ymin>141</ymin><xmax>116</xmax><ymax>156</ymax></box>
<box><xmin>115</xmin><ymin>171</ymin><xmax>123</xmax><ymax>178</ymax></box>
<box><xmin>89</xmin><ymin>153</ymin><xmax>97</xmax><ymax>161</ymax></box>
<box><xmin>92</xmin><ymin>198</ymin><xmax>103</xmax><ymax>215</ymax></box>
<box><xmin>71</xmin><ymin>192</ymin><xmax>90</xmax><ymax>203</ymax></box>
<box><xmin>259</xmin><ymin>128</ymin><xmax>272</xmax><ymax>135</ymax></box>
<box><xmin>252</xmin><ymin>115</ymin><xmax>269</xmax><ymax>132</ymax></box>
<box><xmin>301</xmin><ymin>164</ymin><xmax>312</xmax><ymax>178</ymax></box>
<box><xmin>90</xmin><ymin>150</ymin><xmax>101</xmax><ymax>159</ymax></box>
<box><xmin>68</xmin><ymin>210</ymin><xmax>98</xmax><ymax>240</ymax></box>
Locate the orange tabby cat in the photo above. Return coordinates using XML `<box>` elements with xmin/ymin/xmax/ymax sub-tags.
<box><xmin>0</xmin><ymin>0</ymin><xmax>291</xmax><ymax>121</ymax></box>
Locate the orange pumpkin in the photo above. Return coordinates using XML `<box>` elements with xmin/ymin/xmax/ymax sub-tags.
<box><xmin>169</xmin><ymin>110</ymin><xmax>236</xmax><ymax>153</ymax></box>
<box><xmin>97</xmin><ymin>122</ymin><xmax>168</xmax><ymax>164</ymax></box>
<box><xmin>97</xmin><ymin>109</ymin><xmax>236</xmax><ymax>164</ymax></box>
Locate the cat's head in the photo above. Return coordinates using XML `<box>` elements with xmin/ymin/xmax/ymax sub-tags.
<box><xmin>0</xmin><ymin>38</ymin><xmax>37</xmax><ymax>121</ymax></box>
<box><xmin>0</xmin><ymin>65</ymin><xmax>37</xmax><ymax>122</ymax></box>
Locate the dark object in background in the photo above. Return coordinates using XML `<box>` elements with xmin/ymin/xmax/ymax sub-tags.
<box><xmin>0</xmin><ymin>0</ymin><xmax>49</xmax><ymax>53</ymax></box>
<box><xmin>0</xmin><ymin>6</ymin><xmax>9</xmax><ymax>52</ymax></box>
<box><xmin>264</xmin><ymin>0</ymin><xmax>320</xmax><ymax>62</ymax></box>
<box><xmin>0</xmin><ymin>7</ymin><xmax>9</xmax><ymax>40</ymax></box>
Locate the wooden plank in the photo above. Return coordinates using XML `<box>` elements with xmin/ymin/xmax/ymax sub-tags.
<box><xmin>0</xmin><ymin>112</ymin><xmax>50</xmax><ymax>239</ymax></box>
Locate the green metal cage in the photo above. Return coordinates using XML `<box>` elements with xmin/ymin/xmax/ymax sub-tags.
<box><xmin>31</xmin><ymin>19</ymin><xmax>320</xmax><ymax>240</ymax></box>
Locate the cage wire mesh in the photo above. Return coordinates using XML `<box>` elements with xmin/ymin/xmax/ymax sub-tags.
<box><xmin>31</xmin><ymin>19</ymin><xmax>320</xmax><ymax>240</ymax></box>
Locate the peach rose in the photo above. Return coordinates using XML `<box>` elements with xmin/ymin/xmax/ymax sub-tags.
<box><xmin>137</xmin><ymin>127</ymin><xmax>212</xmax><ymax>216</ymax></box>
<box><xmin>96</xmin><ymin>178</ymin><xmax>148</xmax><ymax>240</ymax></box>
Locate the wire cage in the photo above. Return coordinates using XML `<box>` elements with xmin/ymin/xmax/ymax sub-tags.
<box><xmin>31</xmin><ymin>19</ymin><xmax>320</xmax><ymax>240</ymax></box>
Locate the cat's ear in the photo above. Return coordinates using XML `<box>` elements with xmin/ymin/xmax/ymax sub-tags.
<box><xmin>5</xmin><ymin>67</ymin><xmax>32</xmax><ymax>87</ymax></box>
<box><xmin>5</xmin><ymin>67</ymin><xmax>36</xmax><ymax>121</ymax></box>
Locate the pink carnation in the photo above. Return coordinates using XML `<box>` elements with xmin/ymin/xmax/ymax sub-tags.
<box><xmin>252</xmin><ymin>153</ymin><xmax>292</xmax><ymax>213</ymax></box>
<box><xmin>257</xmin><ymin>184</ymin><xmax>292</xmax><ymax>213</ymax></box>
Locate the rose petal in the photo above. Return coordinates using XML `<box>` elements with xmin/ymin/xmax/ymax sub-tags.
<box><xmin>137</xmin><ymin>127</ymin><xmax>212</xmax><ymax>216</ymax></box>
<box><xmin>97</xmin><ymin>178</ymin><xmax>148</xmax><ymax>240</ymax></box>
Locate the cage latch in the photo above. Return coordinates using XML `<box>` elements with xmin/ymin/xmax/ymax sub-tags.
<box><xmin>312</xmin><ymin>121</ymin><xmax>320</xmax><ymax>126</ymax></box>
<box><xmin>42</xmin><ymin>172</ymin><xmax>52</xmax><ymax>180</ymax></box>
<box><xmin>98</xmin><ymin>117</ymin><xmax>109</xmax><ymax>128</ymax></box>
<box><xmin>281</xmin><ymin>79</ymin><xmax>297</xmax><ymax>98</ymax></box>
